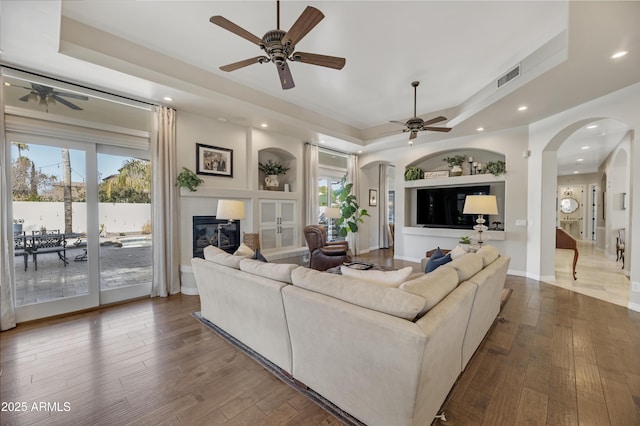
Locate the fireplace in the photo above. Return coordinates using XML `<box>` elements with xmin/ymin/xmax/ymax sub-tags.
<box><xmin>193</xmin><ymin>216</ymin><xmax>241</xmax><ymax>258</ymax></box>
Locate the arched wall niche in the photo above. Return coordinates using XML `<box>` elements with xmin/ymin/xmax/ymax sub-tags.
<box><xmin>257</xmin><ymin>147</ymin><xmax>296</xmax><ymax>192</ymax></box>
<box><xmin>404</xmin><ymin>148</ymin><xmax>505</xmax><ymax>176</ymax></box>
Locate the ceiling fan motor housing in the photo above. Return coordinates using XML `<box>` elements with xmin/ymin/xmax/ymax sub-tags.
<box><xmin>262</xmin><ymin>29</ymin><xmax>294</xmax><ymax>67</ymax></box>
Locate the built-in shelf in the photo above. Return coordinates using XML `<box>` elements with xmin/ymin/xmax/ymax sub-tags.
<box><xmin>404</xmin><ymin>173</ymin><xmax>505</xmax><ymax>188</ymax></box>
<box><xmin>403</xmin><ymin>226</ymin><xmax>506</xmax><ymax>241</ymax></box>
<box><xmin>180</xmin><ymin>187</ymin><xmax>297</xmax><ymax>199</ymax></box>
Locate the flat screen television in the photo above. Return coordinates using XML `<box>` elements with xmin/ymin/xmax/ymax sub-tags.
<box><xmin>417</xmin><ymin>185</ymin><xmax>490</xmax><ymax>228</ymax></box>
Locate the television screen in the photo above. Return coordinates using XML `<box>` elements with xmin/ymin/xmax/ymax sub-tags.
<box><xmin>417</xmin><ymin>185</ymin><xmax>490</xmax><ymax>228</ymax></box>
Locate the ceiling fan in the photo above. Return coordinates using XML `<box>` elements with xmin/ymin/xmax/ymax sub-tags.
<box><xmin>389</xmin><ymin>81</ymin><xmax>452</xmax><ymax>144</ymax></box>
<box><xmin>210</xmin><ymin>1</ymin><xmax>346</xmax><ymax>90</ymax></box>
<box><xmin>16</xmin><ymin>83</ymin><xmax>89</xmax><ymax>110</ymax></box>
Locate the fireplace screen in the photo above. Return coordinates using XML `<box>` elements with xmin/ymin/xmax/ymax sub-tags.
<box><xmin>193</xmin><ymin>216</ymin><xmax>241</xmax><ymax>258</ymax></box>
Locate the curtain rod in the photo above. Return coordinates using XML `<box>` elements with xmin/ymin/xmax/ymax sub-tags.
<box><xmin>305</xmin><ymin>142</ymin><xmax>352</xmax><ymax>157</ymax></box>
<box><xmin>1</xmin><ymin>64</ymin><xmax>158</xmax><ymax>108</ymax></box>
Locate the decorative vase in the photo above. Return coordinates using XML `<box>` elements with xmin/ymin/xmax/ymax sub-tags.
<box><xmin>265</xmin><ymin>174</ymin><xmax>280</xmax><ymax>190</ymax></box>
<box><xmin>450</xmin><ymin>165</ymin><xmax>463</xmax><ymax>176</ymax></box>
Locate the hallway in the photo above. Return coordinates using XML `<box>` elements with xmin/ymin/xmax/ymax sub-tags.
<box><xmin>551</xmin><ymin>240</ymin><xmax>631</xmax><ymax>309</ymax></box>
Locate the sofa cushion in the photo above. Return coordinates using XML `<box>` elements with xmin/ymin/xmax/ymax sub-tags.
<box><xmin>291</xmin><ymin>267</ymin><xmax>425</xmax><ymax>320</ymax></box>
<box><xmin>475</xmin><ymin>244</ymin><xmax>500</xmax><ymax>267</ymax></box>
<box><xmin>447</xmin><ymin>253</ymin><xmax>483</xmax><ymax>282</ymax></box>
<box><xmin>203</xmin><ymin>245</ymin><xmax>244</xmax><ymax>269</ymax></box>
<box><xmin>340</xmin><ymin>266</ymin><xmax>413</xmax><ymax>287</ymax></box>
<box><xmin>400</xmin><ymin>265</ymin><xmax>459</xmax><ymax>317</ymax></box>
<box><xmin>234</xmin><ymin>243</ymin><xmax>254</xmax><ymax>257</ymax></box>
<box><xmin>239</xmin><ymin>258</ymin><xmax>297</xmax><ymax>284</ymax></box>
<box><xmin>425</xmin><ymin>252</ymin><xmax>452</xmax><ymax>273</ymax></box>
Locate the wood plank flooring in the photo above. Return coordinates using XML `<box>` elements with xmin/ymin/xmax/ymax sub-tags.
<box><xmin>1</xmin><ymin>250</ymin><xmax>639</xmax><ymax>425</ymax></box>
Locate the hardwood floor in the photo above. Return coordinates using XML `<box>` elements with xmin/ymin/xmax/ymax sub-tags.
<box><xmin>1</xmin><ymin>250</ymin><xmax>639</xmax><ymax>425</ymax></box>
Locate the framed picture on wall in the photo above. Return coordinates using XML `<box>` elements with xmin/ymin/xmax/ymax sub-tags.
<box><xmin>369</xmin><ymin>189</ymin><xmax>378</xmax><ymax>206</ymax></box>
<box><xmin>196</xmin><ymin>143</ymin><xmax>233</xmax><ymax>177</ymax></box>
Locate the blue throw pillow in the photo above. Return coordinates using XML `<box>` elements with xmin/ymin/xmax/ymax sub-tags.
<box><xmin>253</xmin><ymin>249</ymin><xmax>268</xmax><ymax>263</ymax></box>
<box><xmin>425</xmin><ymin>252</ymin><xmax>452</xmax><ymax>273</ymax></box>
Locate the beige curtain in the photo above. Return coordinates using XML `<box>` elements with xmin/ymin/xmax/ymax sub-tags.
<box><xmin>304</xmin><ymin>143</ymin><xmax>319</xmax><ymax>226</ymax></box>
<box><xmin>0</xmin><ymin>74</ymin><xmax>17</xmax><ymax>330</ymax></box>
<box><xmin>379</xmin><ymin>163</ymin><xmax>390</xmax><ymax>248</ymax></box>
<box><xmin>346</xmin><ymin>154</ymin><xmax>359</xmax><ymax>255</ymax></box>
<box><xmin>151</xmin><ymin>106</ymin><xmax>180</xmax><ymax>297</ymax></box>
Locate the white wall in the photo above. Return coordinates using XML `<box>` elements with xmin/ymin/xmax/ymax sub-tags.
<box><xmin>13</xmin><ymin>201</ymin><xmax>150</xmax><ymax>234</ymax></box>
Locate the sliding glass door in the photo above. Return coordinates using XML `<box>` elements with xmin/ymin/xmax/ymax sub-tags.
<box><xmin>98</xmin><ymin>148</ymin><xmax>152</xmax><ymax>304</ymax></box>
<box><xmin>10</xmin><ymin>137</ymin><xmax>99</xmax><ymax>321</ymax></box>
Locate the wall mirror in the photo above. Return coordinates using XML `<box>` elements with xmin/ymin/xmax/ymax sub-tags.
<box><xmin>560</xmin><ymin>197</ymin><xmax>579</xmax><ymax>214</ymax></box>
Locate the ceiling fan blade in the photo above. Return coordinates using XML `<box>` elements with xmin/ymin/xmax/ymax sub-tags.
<box><xmin>19</xmin><ymin>94</ymin><xmax>30</xmax><ymax>102</ymax></box>
<box><xmin>54</xmin><ymin>96</ymin><xmax>83</xmax><ymax>110</ymax></box>
<box><xmin>277</xmin><ymin>62</ymin><xmax>295</xmax><ymax>90</ymax></box>
<box><xmin>210</xmin><ymin>15</ymin><xmax>262</xmax><ymax>46</ymax></box>
<box><xmin>219</xmin><ymin>56</ymin><xmax>269</xmax><ymax>72</ymax></box>
<box><xmin>283</xmin><ymin>6</ymin><xmax>324</xmax><ymax>47</ymax></box>
<box><xmin>422</xmin><ymin>115</ymin><xmax>447</xmax><ymax>126</ymax></box>
<box><xmin>410</xmin><ymin>131</ymin><xmax>418</xmax><ymax>140</ymax></box>
<box><xmin>291</xmin><ymin>52</ymin><xmax>345</xmax><ymax>70</ymax></box>
<box><xmin>389</xmin><ymin>120</ymin><xmax>407</xmax><ymax>126</ymax></box>
<box><xmin>53</xmin><ymin>91</ymin><xmax>89</xmax><ymax>101</ymax></box>
<box><xmin>422</xmin><ymin>126</ymin><xmax>452</xmax><ymax>132</ymax></box>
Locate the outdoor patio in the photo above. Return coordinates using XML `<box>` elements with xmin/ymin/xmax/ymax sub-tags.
<box><xmin>14</xmin><ymin>242</ymin><xmax>152</xmax><ymax>306</ymax></box>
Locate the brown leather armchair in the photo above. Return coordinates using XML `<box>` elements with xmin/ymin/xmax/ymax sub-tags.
<box><xmin>303</xmin><ymin>225</ymin><xmax>351</xmax><ymax>271</ymax></box>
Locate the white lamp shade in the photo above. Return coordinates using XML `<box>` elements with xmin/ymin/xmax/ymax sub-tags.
<box><xmin>216</xmin><ymin>199</ymin><xmax>246</xmax><ymax>220</ymax></box>
<box><xmin>463</xmin><ymin>195</ymin><xmax>498</xmax><ymax>215</ymax></box>
<box><xmin>324</xmin><ymin>207</ymin><xmax>341</xmax><ymax>219</ymax></box>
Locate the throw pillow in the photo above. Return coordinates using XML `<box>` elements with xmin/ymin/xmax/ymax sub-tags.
<box><xmin>450</xmin><ymin>245</ymin><xmax>466</xmax><ymax>260</ymax></box>
<box><xmin>425</xmin><ymin>252</ymin><xmax>452</xmax><ymax>273</ymax></box>
<box><xmin>233</xmin><ymin>243</ymin><xmax>254</xmax><ymax>257</ymax></box>
<box><xmin>340</xmin><ymin>266</ymin><xmax>413</xmax><ymax>287</ymax></box>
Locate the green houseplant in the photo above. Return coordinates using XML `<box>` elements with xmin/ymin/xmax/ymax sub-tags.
<box><xmin>443</xmin><ymin>155</ymin><xmax>467</xmax><ymax>176</ymax></box>
<box><xmin>484</xmin><ymin>160</ymin><xmax>506</xmax><ymax>176</ymax></box>
<box><xmin>176</xmin><ymin>167</ymin><xmax>204</xmax><ymax>192</ymax></box>
<box><xmin>335</xmin><ymin>176</ymin><xmax>370</xmax><ymax>238</ymax></box>
<box><xmin>258</xmin><ymin>160</ymin><xmax>290</xmax><ymax>176</ymax></box>
<box><xmin>404</xmin><ymin>166</ymin><xmax>424</xmax><ymax>181</ymax></box>
<box><xmin>459</xmin><ymin>236</ymin><xmax>472</xmax><ymax>245</ymax></box>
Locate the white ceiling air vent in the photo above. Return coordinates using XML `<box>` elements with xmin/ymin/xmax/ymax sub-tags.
<box><xmin>497</xmin><ymin>64</ymin><xmax>521</xmax><ymax>88</ymax></box>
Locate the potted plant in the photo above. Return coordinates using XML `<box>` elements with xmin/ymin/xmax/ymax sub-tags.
<box><xmin>404</xmin><ymin>166</ymin><xmax>424</xmax><ymax>181</ymax></box>
<box><xmin>459</xmin><ymin>235</ymin><xmax>472</xmax><ymax>252</ymax></box>
<box><xmin>335</xmin><ymin>176</ymin><xmax>370</xmax><ymax>238</ymax></box>
<box><xmin>176</xmin><ymin>167</ymin><xmax>204</xmax><ymax>192</ymax></box>
<box><xmin>443</xmin><ymin>155</ymin><xmax>467</xmax><ymax>176</ymax></box>
<box><xmin>259</xmin><ymin>160</ymin><xmax>290</xmax><ymax>190</ymax></box>
<box><xmin>13</xmin><ymin>218</ymin><xmax>24</xmax><ymax>234</ymax></box>
<box><xmin>484</xmin><ymin>160</ymin><xmax>506</xmax><ymax>176</ymax></box>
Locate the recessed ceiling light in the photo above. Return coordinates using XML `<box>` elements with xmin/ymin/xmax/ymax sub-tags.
<box><xmin>611</xmin><ymin>50</ymin><xmax>628</xmax><ymax>59</ymax></box>
<box><xmin>320</xmin><ymin>140</ymin><xmax>325</xmax><ymax>144</ymax></box>
<box><xmin>573</xmin><ymin>171</ymin><xmax>579</xmax><ymax>174</ymax></box>
<box><xmin>3</xmin><ymin>82</ymin><xmax>10</xmax><ymax>86</ymax></box>
<box><xmin>163</xmin><ymin>96</ymin><xmax>173</xmax><ymax>102</ymax></box>
<box><xmin>517</xmin><ymin>105</ymin><xmax>528</xmax><ymax>111</ymax></box>
<box><xmin>357</xmin><ymin>150</ymin><xmax>363</xmax><ymax>153</ymax></box>
<box><xmin>476</xmin><ymin>127</ymin><xmax>484</xmax><ymax>132</ymax></box>
<box><xmin>586</xmin><ymin>124</ymin><xmax>598</xmax><ymax>129</ymax></box>
<box><xmin>217</xmin><ymin>117</ymin><xmax>227</xmax><ymax>122</ymax></box>
<box><xmin>576</xmin><ymin>158</ymin><xmax>584</xmax><ymax>162</ymax></box>
<box><xmin>260</xmin><ymin>123</ymin><xmax>268</xmax><ymax>128</ymax></box>
<box><xmin>581</xmin><ymin>146</ymin><xmax>590</xmax><ymax>150</ymax></box>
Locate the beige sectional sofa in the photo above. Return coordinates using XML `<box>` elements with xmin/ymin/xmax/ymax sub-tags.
<box><xmin>192</xmin><ymin>245</ymin><xmax>510</xmax><ymax>426</ymax></box>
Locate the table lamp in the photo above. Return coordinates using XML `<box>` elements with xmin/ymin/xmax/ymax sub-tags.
<box><xmin>463</xmin><ymin>195</ymin><xmax>498</xmax><ymax>245</ymax></box>
<box><xmin>324</xmin><ymin>207</ymin><xmax>341</xmax><ymax>242</ymax></box>
<box><xmin>216</xmin><ymin>199</ymin><xmax>246</xmax><ymax>248</ymax></box>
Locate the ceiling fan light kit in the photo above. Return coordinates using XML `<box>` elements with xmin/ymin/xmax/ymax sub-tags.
<box><xmin>210</xmin><ymin>1</ymin><xmax>346</xmax><ymax>90</ymax></box>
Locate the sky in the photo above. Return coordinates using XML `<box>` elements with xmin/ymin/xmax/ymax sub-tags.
<box><xmin>11</xmin><ymin>143</ymin><xmax>131</xmax><ymax>183</ymax></box>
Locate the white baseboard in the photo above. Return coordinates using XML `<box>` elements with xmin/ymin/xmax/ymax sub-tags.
<box><xmin>628</xmin><ymin>302</ymin><xmax>640</xmax><ymax>313</ymax></box>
